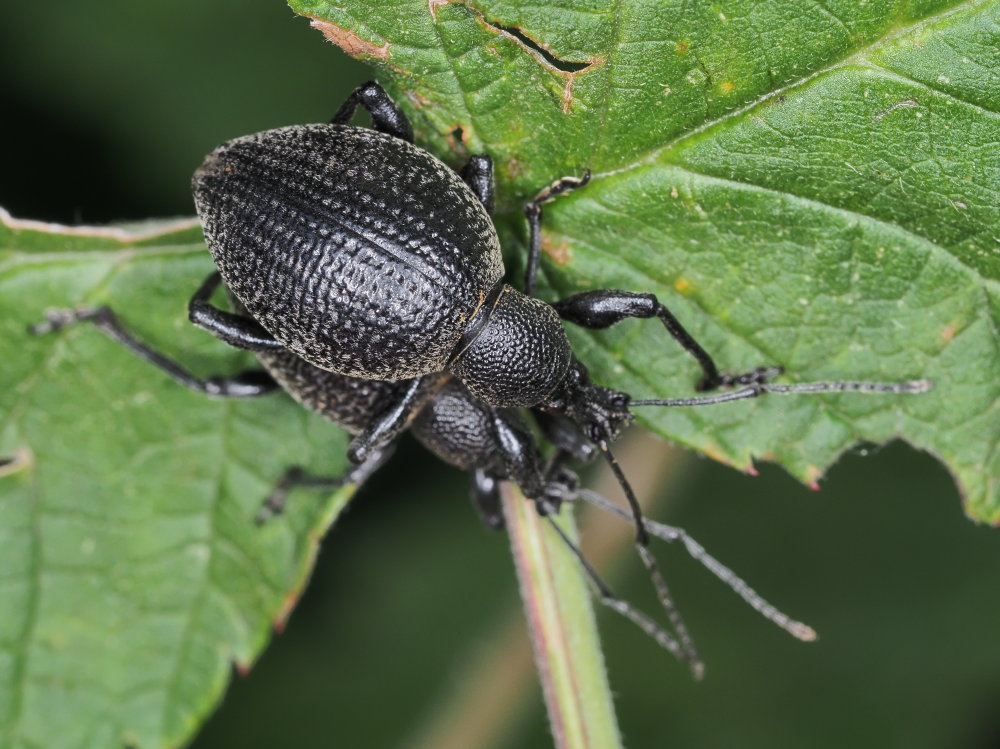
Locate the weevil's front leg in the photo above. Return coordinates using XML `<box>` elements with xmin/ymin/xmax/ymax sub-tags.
<box><xmin>551</xmin><ymin>289</ymin><xmax>781</xmax><ymax>391</ymax></box>
<box><xmin>460</xmin><ymin>155</ymin><xmax>494</xmax><ymax>214</ymax></box>
<box><xmin>29</xmin><ymin>303</ymin><xmax>279</xmax><ymax>398</ymax></box>
<box><xmin>523</xmin><ymin>171</ymin><xmax>591</xmax><ymax>298</ymax></box>
<box><xmin>331</xmin><ymin>81</ymin><xmax>414</xmax><ymax>143</ymax></box>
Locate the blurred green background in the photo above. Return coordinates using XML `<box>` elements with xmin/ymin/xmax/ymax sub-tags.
<box><xmin>2</xmin><ymin>2</ymin><xmax>998</xmax><ymax>747</ymax></box>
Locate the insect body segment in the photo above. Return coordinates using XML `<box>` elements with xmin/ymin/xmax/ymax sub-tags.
<box><xmin>33</xmin><ymin>81</ymin><xmax>930</xmax><ymax>677</ymax></box>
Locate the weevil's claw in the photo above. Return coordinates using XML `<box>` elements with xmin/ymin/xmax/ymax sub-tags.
<box><xmin>28</xmin><ymin>307</ymin><xmax>102</xmax><ymax>335</ymax></box>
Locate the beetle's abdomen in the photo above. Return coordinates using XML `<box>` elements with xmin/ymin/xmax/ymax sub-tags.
<box><xmin>193</xmin><ymin>124</ymin><xmax>503</xmax><ymax>379</ymax></box>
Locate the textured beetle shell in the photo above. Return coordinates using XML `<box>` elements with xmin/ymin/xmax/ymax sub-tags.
<box><xmin>193</xmin><ymin>123</ymin><xmax>503</xmax><ymax>380</ymax></box>
<box><xmin>254</xmin><ymin>349</ymin><xmax>420</xmax><ymax>435</ymax></box>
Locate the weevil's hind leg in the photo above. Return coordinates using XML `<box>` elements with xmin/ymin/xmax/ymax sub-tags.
<box><xmin>523</xmin><ymin>171</ymin><xmax>591</xmax><ymax>298</ymax></box>
<box><xmin>188</xmin><ymin>272</ymin><xmax>285</xmax><ymax>353</ymax></box>
<box><xmin>552</xmin><ymin>289</ymin><xmax>783</xmax><ymax>391</ymax></box>
<box><xmin>256</xmin><ymin>446</ymin><xmax>394</xmax><ymax>525</ymax></box>
<box><xmin>460</xmin><ymin>155</ymin><xmax>494</xmax><ymax>214</ymax></box>
<box><xmin>29</xmin><ymin>303</ymin><xmax>279</xmax><ymax>398</ymax></box>
<box><xmin>471</xmin><ymin>469</ymin><xmax>504</xmax><ymax>530</ymax></box>
<box><xmin>331</xmin><ymin>81</ymin><xmax>414</xmax><ymax>143</ymax></box>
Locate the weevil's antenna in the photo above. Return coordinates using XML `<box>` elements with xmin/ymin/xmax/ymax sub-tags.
<box><xmin>535</xmin><ymin>504</ymin><xmax>698</xmax><ymax>675</ymax></box>
<box><xmin>594</xmin><ymin>439</ymin><xmax>704</xmax><ymax>675</ymax></box>
<box><xmin>630</xmin><ymin>378</ymin><xmax>931</xmax><ymax>407</ymax></box>
<box><xmin>570</xmin><ymin>486</ymin><xmax>817</xmax><ymax>642</ymax></box>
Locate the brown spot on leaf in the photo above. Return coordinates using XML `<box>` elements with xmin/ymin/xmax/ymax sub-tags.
<box><xmin>446</xmin><ymin>124</ymin><xmax>470</xmax><ymax>154</ymax></box>
<box><xmin>941</xmin><ymin>322</ymin><xmax>957</xmax><ymax>343</ymax></box>
<box><xmin>673</xmin><ymin>278</ymin><xmax>692</xmax><ymax>294</ymax></box>
<box><xmin>677</xmin><ymin>42</ymin><xmax>689</xmax><ymax>53</ymax></box>
<box><xmin>805</xmin><ymin>465</ymin><xmax>823</xmax><ymax>491</ymax></box>
<box><xmin>405</xmin><ymin>90</ymin><xmax>432</xmax><ymax>108</ymax></box>
<box><xmin>274</xmin><ymin>585</ymin><xmax>305</xmax><ymax>633</ymax></box>
<box><xmin>307</xmin><ymin>17</ymin><xmax>389</xmax><ymax>60</ymax></box>
<box><xmin>541</xmin><ymin>236</ymin><xmax>571</xmax><ymax>266</ymax></box>
<box><xmin>431</xmin><ymin>0</ymin><xmax>601</xmax><ymax>113</ymax></box>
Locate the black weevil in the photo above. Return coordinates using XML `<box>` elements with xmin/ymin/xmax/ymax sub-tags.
<box><xmin>33</xmin><ymin>81</ymin><xmax>930</xmax><ymax>675</ymax></box>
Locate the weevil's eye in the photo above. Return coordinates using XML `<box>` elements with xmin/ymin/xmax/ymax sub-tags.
<box><xmin>449</xmin><ymin>286</ymin><xmax>572</xmax><ymax>408</ymax></box>
<box><xmin>610</xmin><ymin>392</ymin><xmax>630</xmax><ymax>410</ymax></box>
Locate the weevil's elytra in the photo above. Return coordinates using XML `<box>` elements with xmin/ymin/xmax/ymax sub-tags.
<box><xmin>194</xmin><ymin>124</ymin><xmax>504</xmax><ymax>380</ymax></box>
<box><xmin>33</xmin><ymin>80</ymin><xmax>930</xmax><ymax>676</ymax></box>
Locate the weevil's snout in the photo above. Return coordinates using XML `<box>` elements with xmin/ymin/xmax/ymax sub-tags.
<box><xmin>542</xmin><ymin>361</ymin><xmax>633</xmax><ymax>445</ymax></box>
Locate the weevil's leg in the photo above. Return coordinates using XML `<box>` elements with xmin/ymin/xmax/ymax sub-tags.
<box><xmin>331</xmin><ymin>81</ymin><xmax>414</xmax><ymax>143</ymax></box>
<box><xmin>552</xmin><ymin>289</ymin><xmax>779</xmax><ymax>391</ymax></box>
<box><xmin>539</xmin><ymin>510</ymin><xmax>700</xmax><ymax>677</ymax></box>
<box><xmin>523</xmin><ymin>171</ymin><xmax>591</xmax><ymax>298</ymax></box>
<box><xmin>188</xmin><ymin>272</ymin><xmax>285</xmax><ymax>353</ymax></box>
<box><xmin>488</xmin><ymin>408</ymin><xmax>547</xmax><ymax>501</ymax></box>
<box><xmin>460</xmin><ymin>155</ymin><xmax>494</xmax><ymax>214</ymax></box>
<box><xmin>347</xmin><ymin>375</ymin><xmax>432</xmax><ymax>464</ymax></box>
<box><xmin>256</xmin><ymin>446</ymin><xmax>393</xmax><ymax>524</ymax></box>
<box><xmin>471</xmin><ymin>469</ymin><xmax>505</xmax><ymax>530</ymax></box>
<box><xmin>29</xmin><ymin>305</ymin><xmax>279</xmax><ymax>398</ymax></box>
<box><xmin>570</xmin><ymin>485</ymin><xmax>817</xmax><ymax>642</ymax></box>
<box><xmin>534</xmin><ymin>411</ymin><xmax>596</xmax><ymax>462</ymax></box>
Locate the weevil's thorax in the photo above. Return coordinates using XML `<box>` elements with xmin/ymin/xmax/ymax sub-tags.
<box><xmin>448</xmin><ymin>285</ymin><xmax>573</xmax><ymax>408</ymax></box>
<box><xmin>410</xmin><ymin>378</ymin><xmax>516</xmax><ymax>475</ymax></box>
<box><xmin>193</xmin><ymin>123</ymin><xmax>503</xmax><ymax>380</ymax></box>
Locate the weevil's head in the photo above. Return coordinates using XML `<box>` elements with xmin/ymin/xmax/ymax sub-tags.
<box><xmin>448</xmin><ymin>285</ymin><xmax>572</xmax><ymax>408</ymax></box>
<box><xmin>540</xmin><ymin>361</ymin><xmax>634</xmax><ymax>446</ymax></box>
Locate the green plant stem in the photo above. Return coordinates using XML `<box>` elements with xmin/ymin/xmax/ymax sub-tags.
<box><xmin>501</xmin><ymin>483</ymin><xmax>623</xmax><ymax>749</ymax></box>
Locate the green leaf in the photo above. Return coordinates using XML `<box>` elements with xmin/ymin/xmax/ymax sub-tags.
<box><xmin>0</xmin><ymin>212</ymin><xmax>356</xmax><ymax>748</ymax></box>
<box><xmin>2</xmin><ymin>1</ymin><xmax>999</xmax><ymax>747</ymax></box>
<box><xmin>290</xmin><ymin>0</ymin><xmax>999</xmax><ymax>522</ymax></box>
